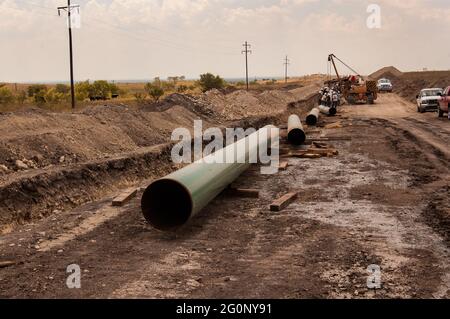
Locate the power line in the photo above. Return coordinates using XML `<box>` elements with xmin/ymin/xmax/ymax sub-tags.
<box><xmin>16</xmin><ymin>0</ymin><xmax>236</xmax><ymax>55</ymax></box>
<box><xmin>15</xmin><ymin>0</ymin><xmax>239</xmax><ymax>55</ymax></box>
<box><xmin>284</xmin><ymin>55</ymin><xmax>290</xmax><ymax>84</ymax></box>
<box><xmin>15</xmin><ymin>0</ymin><xmax>54</xmax><ymax>10</ymax></box>
<box><xmin>242</xmin><ymin>41</ymin><xmax>252</xmax><ymax>91</ymax></box>
<box><xmin>57</xmin><ymin>0</ymin><xmax>79</xmax><ymax>110</ymax></box>
<box><xmin>7</xmin><ymin>0</ymin><xmax>243</xmax><ymax>56</ymax></box>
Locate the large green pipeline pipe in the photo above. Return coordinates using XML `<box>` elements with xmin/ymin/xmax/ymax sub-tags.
<box><xmin>287</xmin><ymin>114</ymin><xmax>306</xmax><ymax>145</ymax></box>
<box><xmin>141</xmin><ymin>126</ymin><xmax>279</xmax><ymax>231</ymax></box>
<box><xmin>306</xmin><ymin>108</ymin><xmax>320</xmax><ymax>126</ymax></box>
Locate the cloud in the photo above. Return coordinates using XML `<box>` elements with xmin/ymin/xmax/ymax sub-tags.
<box><xmin>280</xmin><ymin>0</ymin><xmax>318</xmax><ymax>6</ymax></box>
<box><xmin>302</xmin><ymin>12</ymin><xmax>362</xmax><ymax>33</ymax></box>
<box><xmin>0</xmin><ymin>0</ymin><xmax>448</xmax><ymax>82</ymax></box>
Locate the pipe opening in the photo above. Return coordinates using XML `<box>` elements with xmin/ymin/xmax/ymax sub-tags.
<box><xmin>288</xmin><ymin>129</ymin><xmax>306</xmax><ymax>145</ymax></box>
<box><xmin>306</xmin><ymin>115</ymin><xmax>318</xmax><ymax>126</ymax></box>
<box><xmin>329</xmin><ymin>107</ymin><xmax>337</xmax><ymax>116</ymax></box>
<box><xmin>141</xmin><ymin>179</ymin><xmax>193</xmax><ymax>231</ymax></box>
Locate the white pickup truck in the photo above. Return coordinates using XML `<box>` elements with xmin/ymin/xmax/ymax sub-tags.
<box><xmin>416</xmin><ymin>88</ymin><xmax>443</xmax><ymax>113</ymax></box>
<box><xmin>377</xmin><ymin>78</ymin><xmax>393</xmax><ymax>93</ymax></box>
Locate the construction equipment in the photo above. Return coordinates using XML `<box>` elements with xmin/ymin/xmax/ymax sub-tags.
<box><xmin>327</xmin><ymin>54</ymin><xmax>378</xmax><ymax>105</ymax></box>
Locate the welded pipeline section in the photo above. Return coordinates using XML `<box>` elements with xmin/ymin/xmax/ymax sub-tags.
<box><xmin>319</xmin><ymin>105</ymin><xmax>337</xmax><ymax>116</ymax></box>
<box><xmin>287</xmin><ymin>115</ymin><xmax>306</xmax><ymax>145</ymax></box>
<box><xmin>306</xmin><ymin>108</ymin><xmax>320</xmax><ymax>126</ymax></box>
<box><xmin>141</xmin><ymin>126</ymin><xmax>279</xmax><ymax>231</ymax></box>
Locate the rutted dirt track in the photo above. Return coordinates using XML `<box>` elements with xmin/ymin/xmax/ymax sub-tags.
<box><xmin>0</xmin><ymin>93</ymin><xmax>449</xmax><ymax>298</ymax></box>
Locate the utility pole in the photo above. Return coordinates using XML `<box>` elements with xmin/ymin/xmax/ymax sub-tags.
<box><xmin>58</xmin><ymin>1</ymin><xmax>79</xmax><ymax>110</ymax></box>
<box><xmin>284</xmin><ymin>55</ymin><xmax>290</xmax><ymax>84</ymax></box>
<box><xmin>242</xmin><ymin>41</ymin><xmax>252</xmax><ymax>91</ymax></box>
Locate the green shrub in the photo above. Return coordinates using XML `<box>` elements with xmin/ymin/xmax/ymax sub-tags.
<box><xmin>0</xmin><ymin>87</ymin><xmax>14</xmax><ymax>104</ymax></box>
<box><xmin>134</xmin><ymin>92</ymin><xmax>146</xmax><ymax>102</ymax></box>
<box><xmin>16</xmin><ymin>90</ymin><xmax>27</xmax><ymax>104</ymax></box>
<box><xmin>198</xmin><ymin>73</ymin><xmax>225</xmax><ymax>92</ymax></box>
<box><xmin>55</xmin><ymin>84</ymin><xmax>70</xmax><ymax>94</ymax></box>
<box><xmin>75</xmin><ymin>81</ymin><xmax>91</xmax><ymax>101</ymax></box>
<box><xmin>161</xmin><ymin>81</ymin><xmax>175</xmax><ymax>91</ymax></box>
<box><xmin>109</xmin><ymin>83</ymin><xmax>120</xmax><ymax>96</ymax></box>
<box><xmin>27</xmin><ymin>84</ymin><xmax>47</xmax><ymax>98</ymax></box>
<box><xmin>177</xmin><ymin>85</ymin><xmax>188</xmax><ymax>93</ymax></box>
<box><xmin>91</xmin><ymin>80</ymin><xmax>111</xmax><ymax>99</ymax></box>
<box><xmin>44</xmin><ymin>88</ymin><xmax>68</xmax><ymax>103</ymax></box>
<box><xmin>145</xmin><ymin>82</ymin><xmax>164</xmax><ymax>102</ymax></box>
<box><xmin>34</xmin><ymin>90</ymin><xmax>46</xmax><ymax>105</ymax></box>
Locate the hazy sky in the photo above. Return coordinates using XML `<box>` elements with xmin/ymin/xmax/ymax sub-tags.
<box><xmin>1</xmin><ymin>0</ymin><xmax>449</xmax><ymax>82</ymax></box>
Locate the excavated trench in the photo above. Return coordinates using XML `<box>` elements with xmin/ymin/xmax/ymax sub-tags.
<box><xmin>0</xmin><ymin>94</ymin><xmax>319</xmax><ymax>232</ymax></box>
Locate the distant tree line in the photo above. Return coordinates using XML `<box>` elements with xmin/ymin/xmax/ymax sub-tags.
<box><xmin>0</xmin><ymin>80</ymin><xmax>122</xmax><ymax>106</ymax></box>
<box><xmin>1</xmin><ymin>73</ymin><xmax>228</xmax><ymax>107</ymax></box>
<box><xmin>136</xmin><ymin>73</ymin><xmax>225</xmax><ymax>102</ymax></box>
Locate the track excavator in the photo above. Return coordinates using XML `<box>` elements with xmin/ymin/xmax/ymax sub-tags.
<box><xmin>327</xmin><ymin>54</ymin><xmax>378</xmax><ymax>105</ymax></box>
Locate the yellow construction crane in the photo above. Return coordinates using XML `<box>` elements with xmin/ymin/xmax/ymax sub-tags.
<box><xmin>327</xmin><ymin>54</ymin><xmax>378</xmax><ymax>105</ymax></box>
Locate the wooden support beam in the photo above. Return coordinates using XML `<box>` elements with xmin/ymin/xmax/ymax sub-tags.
<box><xmin>270</xmin><ymin>192</ymin><xmax>298</xmax><ymax>212</ymax></box>
<box><xmin>278</xmin><ymin>147</ymin><xmax>291</xmax><ymax>155</ymax></box>
<box><xmin>0</xmin><ymin>261</ymin><xmax>15</xmax><ymax>268</ymax></box>
<box><xmin>307</xmin><ymin>148</ymin><xmax>339</xmax><ymax>156</ymax></box>
<box><xmin>227</xmin><ymin>188</ymin><xmax>260</xmax><ymax>198</ymax></box>
<box><xmin>278</xmin><ymin>161</ymin><xmax>289</xmax><ymax>171</ymax></box>
<box><xmin>325</xmin><ymin>122</ymin><xmax>343</xmax><ymax>129</ymax></box>
<box><xmin>112</xmin><ymin>188</ymin><xmax>138</xmax><ymax>207</ymax></box>
<box><xmin>306</xmin><ymin>136</ymin><xmax>352</xmax><ymax>142</ymax></box>
<box><xmin>312</xmin><ymin>141</ymin><xmax>330</xmax><ymax>149</ymax></box>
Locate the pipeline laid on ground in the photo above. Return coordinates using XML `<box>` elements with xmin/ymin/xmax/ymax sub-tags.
<box><xmin>319</xmin><ymin>105</ymin><xmax>337</xmax><ymax>116</ymax></box>
<box><xmin>287</xmin><ymin>115</ymin><xmax>306</xmax><ymax>145</ymax></box>
<box><xmin>141</xmin><ymin>126</ymin><xmax>279</xmax><ymax>231</ymax></box>
<box><xmin>306</xmin><ymin>108</ymin><xmax>320</xmax><ymax>126</ymax></box>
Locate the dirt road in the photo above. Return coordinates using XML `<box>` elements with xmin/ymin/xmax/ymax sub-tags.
<box><xmin>0</xmin><ymin>93</ymin><xmax>449</xmax><ymax>298</ymax></box>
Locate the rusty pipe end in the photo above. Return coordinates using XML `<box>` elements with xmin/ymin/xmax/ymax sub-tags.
<box><xmin>141</xmin><ymin>179</ymin><xmax>193</xmax><ymax>231</ymax></box>
<box><xmin>287</xmin><ymin>128</ymin><xmax>306</xmax><ymax>145</ymax></box>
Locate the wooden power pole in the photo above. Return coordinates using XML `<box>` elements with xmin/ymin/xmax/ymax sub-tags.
<box><xmin>242</xmin><ymin>41</ymin><xmax>252</xmax><ymax>91</ymax></box>
<box><xmin>284</xmin><ymin>56</ymin><xmax>290</xmax><ymax>84</ymax></box>
<box><xmin>58</xmin><ymin>1</ymin><xmax>79</xmax><ymax>110</ymax></box>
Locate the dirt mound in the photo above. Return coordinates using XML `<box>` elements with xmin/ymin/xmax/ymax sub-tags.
<box><xmin>393</xmin><ymin>71</ymin><xmax>450</xmax><ymax>102</ymax></box>
<box><xmin>199</xmin><ymin>84</ymin><xmax>320</xmax><ymax>121</ymax></box>
<box><xmin>370</xmin><ymin>66</ymin><xmax>450</xmax><ymax>102</ymax></box>
<box><xmin>0</xmin><ymin>104</ymin><xmax>211</xmax><ymax>179</ymax></box>
<box><xmin>369</xmin><ymin>66</ymin><xmax>403</xmax><ymax>80</ymax></box>
<box><xmin>142</xmin><ymin>93</ymin><xmax>216</xmax><ymax>118</ymax></box>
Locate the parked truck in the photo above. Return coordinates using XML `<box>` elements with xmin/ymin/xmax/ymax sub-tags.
<box><xmin>437</xmin><ymin>86</ymin><xmax>450</xmax><ymax>118</ymax></box>
<box><xmin>416</xmin><ymin>88</ymin><xmax>442</xmax><ymax>113</ymax></box>
<box><xmin>377</xmin><ymin>78</ymin><xmax>393</xmax><ymax>93</ymax></box>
